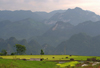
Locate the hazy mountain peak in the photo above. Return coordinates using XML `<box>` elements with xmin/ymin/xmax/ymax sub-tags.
<box><xmin>74</xmin><ymin>7</ymin><xmax>82</xmax><ymax>10</ymax></box>
<box><xmin>46</xmin><ymin>7</ymin><xmax>100</xmax><ymax>25</ymax></box>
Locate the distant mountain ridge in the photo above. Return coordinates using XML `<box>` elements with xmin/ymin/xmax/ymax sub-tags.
<box><xmin>0</xmin><ymin>7</ymin><xmax>100</xmax><ymax>25</ymax></box>
<box><xmin>34</xmin><ymin>21</ymin><xmax>100</xmax><ymax>47</ymax></box>
<box><xmin>0</xmin><ymin>18</ymin><xmax>51</xmax><ymax>39</ymax></box>
<box><xmin>45</xmin><ymin>7</ymin><xmax>100</xmax><ymax>25</ymax></box>
<box><xmin>55</xmin><ymin>33</ymin><xmax>100</xmax><ymax>56</ymax></box>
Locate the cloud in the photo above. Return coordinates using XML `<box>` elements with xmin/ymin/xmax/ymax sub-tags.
<box><xmin>0</xmin><ymin>0</ymin><xmax>100</xmax><ymax>15</ymax></box>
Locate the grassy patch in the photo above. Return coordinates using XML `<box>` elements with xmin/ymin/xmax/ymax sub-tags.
<box><xmin>57</xmin><ymin>61</ymin><xmax>80</xmax><ymax>67</ymax></box>
<box><xmin>0</xmin><ymin>59</ymin><xmax>57</xmax><ymax>68</ymax></box>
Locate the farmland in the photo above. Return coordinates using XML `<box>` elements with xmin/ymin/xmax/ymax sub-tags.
<box><xmin>1</xmin><ymin>55</ymin><xmax>100</xmax><ymax>61</ymax></box>
<box><xmin>1</xmin><ymin>55</ymin><xmax>100</xmax><ymax>68</ymax></box>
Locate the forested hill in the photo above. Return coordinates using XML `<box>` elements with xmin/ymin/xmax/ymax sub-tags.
<box><xmin>34</xmin><ymin>21</ymin><xmax>100</xmax><ymax>47</ymax></box>
<box><xmin>55</xmin><ymin>33</ymin><xmax>100</xmax><ymax>56</ymax></box>
<box><xmin>1</xmin><ymin>33</ymin><xmax>100</xmax><ymax>56</ymax></box>
<box><xmin>0</xmin><ymin>37</ymin><xmax>54</xmax><ymax>55</ymax></box>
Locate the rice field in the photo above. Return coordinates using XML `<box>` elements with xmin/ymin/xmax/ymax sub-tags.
<box><xmin>1</xmin><ymin>55</ymin><xmax>100</xmax><ymax>68</ymax></box>
<box><xmin>0</xmin><ymin>55</ymin><xmax>100</xmax><ymax>61</ymax></box>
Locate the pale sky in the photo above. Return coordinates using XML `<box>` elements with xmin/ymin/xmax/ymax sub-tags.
<box><xmin>0</xmin><ymin>0</ymin><xmax>100</xmax><ymax>15</ymax></box>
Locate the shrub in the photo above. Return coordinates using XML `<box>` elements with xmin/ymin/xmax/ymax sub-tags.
<box><xmin>66</xmin><ymin>57</ymin><xmax>68</xmax><ymax>58</ymax></box>
<box><xmin>11</xmin><ymin>53</ymin><xmax>15</xmax><ymax>55</ymax></box>
<box><xmin>70</xmin><ymin>58</ymin><xmax>74</xmax><ymax>61</ymax></box>
<box><xmin>92</xmin><ymin>58</ymin><xmax>96</xmax><ymax>61</ymax></box>
<box><xmin>52</xmin><ymin>57</ymin><xmax>55</xmax><ymax>59</ymax></box>
<box><xmin>40</xmin><ymin>58</ymin><xmax>44</xmax><ymax>61</ymax></box>
<box><xmin>87</xmin><ymin>58</ymin><xmax>91</xmax><ymax>61</ymax></box>
<box><xmin>69</xmin><ymin>55</ymin><xmax>72</xmax><ymax>56</ymax></box>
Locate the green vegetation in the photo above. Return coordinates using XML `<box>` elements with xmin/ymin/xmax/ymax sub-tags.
<box><xmin>0</xmin><ymin>49</ymin><xmax>7</xmax><ymax>55</ymax></box>
<box><xmin>57</xmin><ymin>61</ymin><xmax>80</xmax><ymax>67</ymax></box>
<box><xmin>0</xmin><ymin>55</ymin><xmax>100</xmax><ymax>68</ymax></box>
<box><xmin>0</xmin><ymin>59</ymin><xmax>57</xmax><ymax>68</ymax></box>
<box><xmin>1</xmin><ymin>55</ymin><xmax>100</xmax><ymax>61</ymax></box>
<box><xmin>40</xmin><ymin>49</ymin><xmax>44</xmax><ymax>55</ymax></box>
<box><xmin>15</xmin><ymin>44</ymin><xmax>26</xmax><ymax>55</ymax></box>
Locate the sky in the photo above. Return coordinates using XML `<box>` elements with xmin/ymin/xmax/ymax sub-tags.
<box><xmin>0</xmin><ymin>0</ymin><xmax>100</xmax><ymax>15</ymax></box>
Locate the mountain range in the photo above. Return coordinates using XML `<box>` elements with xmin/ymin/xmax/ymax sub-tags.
<box><xmin>45</xmin><ymin>7</ymin><xmax>100</xmax><ymax>25</ymax></box>
<box><xmin>55</xmin><ymin>33</ymin><xmax>100</xmax><ymax>56</ymax></box>
<box><xmin>0</xmin><ymin>7</ymin><xmax>100</xmax><ymax>56</ymax></box>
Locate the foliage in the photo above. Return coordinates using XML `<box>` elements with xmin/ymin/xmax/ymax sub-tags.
<box><xmin>11</xmin><ymin>52</ymin><xmax>16</xmax><ymax>55</ymax></box>
<box><xmin>40</xmin><ymin>49</ymin><xmax>44</xmax><ymax>55</ymax></box>
<box><xmin>1</xmin><ymin>49</ymin><xmax>7</xmax><ymax>55</ymax></box>
<box><xmin>0</xmin><ymin>59</ymin><xmax>57</xmax><ymax>68</ymax></box>
<box><xmin>15</xmin><ymin>44</ymin><xmax>26</xmax><ymax>55</ymax></box>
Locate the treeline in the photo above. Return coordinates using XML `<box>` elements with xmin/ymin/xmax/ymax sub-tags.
<box><xmin>0</xmin><ymin>37</ymin><xmax>54</xmax><ymax>55</ymax></box>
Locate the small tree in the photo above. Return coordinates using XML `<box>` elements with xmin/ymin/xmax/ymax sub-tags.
<box><xmin>11</xmin><ymin>52</ymin><xmax>16</xmax><ymax>55</ymax></box>
<box><xmin>1</xmin><ymin>49</ymin><xmax>7</xmax><ymax>55</ymax></box>
<box><xmin>40</xmin><ymin>49</ymin><xmax>44</xmax><ymax>55</ymax></box>
<box><xmin>15</xmin><ymin>44</ymin><xmax>26</xmax><ymax>55</ymax></box>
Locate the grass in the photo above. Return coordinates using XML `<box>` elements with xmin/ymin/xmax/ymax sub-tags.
<box><xmin>56</xmin><ymin>61</ymin><xmax>80</xmax><ymax>67</ymax></box>
<box><xmin>0</xmin><ymin>59</ymin><xmax>57</xmax><ymax>68</ymax></box>
<box><xmin>1</xmin><ymin>55</ymin><xmax>100</xmax><ymax>68</ymax></box>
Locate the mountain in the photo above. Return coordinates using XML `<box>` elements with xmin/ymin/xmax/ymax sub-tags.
<box><xmin>0</xmin><ymin>10</ymin><xmax>44</xmax><ymax>22</ymax></box>
<box><xmin>42</xmin><ymin>43</ymin><xmax>55</xmax><ymax>54</ymax></box>
<box><xmin>34</xmin><ymin>21</ymin><xmax>74</xmax><ymax>46</ymax></box>
<box><xmin>0</xmin><ymin>10</ymin><xmax>66</xmax><ymax>22</ymax></box>
<box><xmin>35</xmin><ymin>21</ymin><xmax>100</xmax><ymax>47</ymax></box>
<box><xmin>45</xmin><ymin>7</ymin><xmax>100</xmax><ymax>25</ymax></box>
<box><xmin>34</xmin><ymin>10</ymin><xmax>66</xmax><ymax>19</ymax></box>
<box><xmin>0</xmin><ymin>37</ymin><xmax>42</xmax><ymax>55</ymax></box>
<box><xmin>0</xmin><ymin>18</ymin><xmax>51</xmax><ymax>39</ymax></box>
<box><xmin>55</xmin><ymin>33</ymin><xmax>100</xmax><ymax>56</ymax></box>
<box><xmin>0</xmin><ymin>36</ymin><xmax>56</xmax><ymax>55</ymax></box>
<box><xmin>72</xmin><ymin>21</ymin><xmax>100</xmax><ymax>36</ymax></box>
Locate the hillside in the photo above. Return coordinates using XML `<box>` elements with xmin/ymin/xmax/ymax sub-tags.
<box><xmin>35</xmin><ymin>21</ymin><xmax>100</xmax><ymax>47</ymax></box>
<box><xmin>55</xmin><ymin>33</ymin><xmax>100</xmax><ymax>56</ymax></box>
<box><xmin>0</xmin><ymin>18</ymin><xmax>51</xmax><ymax>39</ymax></box>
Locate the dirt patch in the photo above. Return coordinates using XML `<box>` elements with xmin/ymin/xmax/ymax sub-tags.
<box><xmin>29</xmin><ymin>58</ymin><xmax>41</xmax><ymax>61</ymax></box>
<box><xmin>98</xmin><ymin>66</ymin><xmax>100</xmax><ymax>68</ymax></box>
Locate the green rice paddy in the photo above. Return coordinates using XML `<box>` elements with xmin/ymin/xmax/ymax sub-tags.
<box><xmin>0</xmin><ymin>55</ymin><xmax>100</xmax><ymax>68</ymax></box>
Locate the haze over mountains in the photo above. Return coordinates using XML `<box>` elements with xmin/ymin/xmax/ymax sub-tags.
<box><xmin>0</xmin><ymin>7</ymin><xmax>100</xmax><ymax>56</ymax></box>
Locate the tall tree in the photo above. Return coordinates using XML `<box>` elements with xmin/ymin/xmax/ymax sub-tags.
<box><xmin>15</xmin><ymin>44</ymin><xmax>26</xmax><ymax>55</ymax></box>
<box><xmin>40</xmin><ymin>49</ymin><xmax>44</xmax><ymax>55</ymax></box>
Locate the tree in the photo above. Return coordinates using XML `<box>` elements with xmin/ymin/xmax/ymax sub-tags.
<box><xmin>40</xmin><ymin>49</ymin><xmax>44</xmax><ymax>55</ymax></box>
<box><xmin>15</xmin><ymin>44</ymin><xmax>26</xmax><ymax>55</ymax></box>
<box><xmin>1</xmin><ymin>49</ymin><xmax>7</xmax><ymax>55</ymax></box>
<box><xmin>11</xmin><ymin>52</ymin><xmax>16</xmax><ymax>55</ymax></box>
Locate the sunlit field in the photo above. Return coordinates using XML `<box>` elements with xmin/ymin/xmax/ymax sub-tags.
<box><xmin>1</xmin><ymin>55</ymin><xmax>100</xmax><ymax>61</ymax></box>
<box><xmin>1</xmin><ymin>55</ymin><xmax>100</xmax><ymax>68</ymax></box>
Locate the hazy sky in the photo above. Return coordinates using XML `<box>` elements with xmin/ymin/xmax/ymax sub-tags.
<box><xmin>0</xmin><ymin>0</ymin><xmax>100</xmax><ymax>15</ymax></box>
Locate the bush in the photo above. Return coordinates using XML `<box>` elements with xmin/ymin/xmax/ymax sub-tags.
<box><xmin>70</xmin><ymin>58</ymin><xmax>74</xmax><ymax>61</ymax></box>
<box><xmin>66</xmin><ymin>57</ymin><xmax>68</xmax><ymax>58</ymax></box>
<box><xmin>11</xmin><ymin>53</ymin><xmax>15</xmax><ymax>55</ymax></box>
